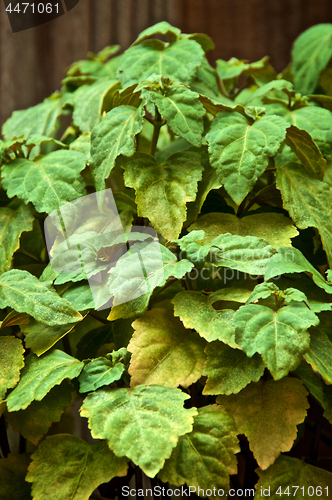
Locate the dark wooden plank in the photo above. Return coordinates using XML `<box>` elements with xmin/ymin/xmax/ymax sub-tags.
<box><xmin>0</xmin><ymin>5</ymin><xmax>38</xmax><ymax>125</ymax></box>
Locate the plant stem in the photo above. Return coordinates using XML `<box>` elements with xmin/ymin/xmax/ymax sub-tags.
<box><xmin>0</xmin><ymin>415</ymin><xmax>10</xmax><ymax>458</ymax></box>
<box><xmin>88</xmin><ymin>311</ymin><xmax>110</xmax><ymax>325</ymax></box>
<box><xmin>150</xmin><ymin>109</ymin><xmax>162</xmax><ymax>156</ymax></box>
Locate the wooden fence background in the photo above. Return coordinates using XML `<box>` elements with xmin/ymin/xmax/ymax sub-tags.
<box><xmin>1</xmin><ymin>0</ymin><xmax>332</xmax><ymax>127</ymax></box>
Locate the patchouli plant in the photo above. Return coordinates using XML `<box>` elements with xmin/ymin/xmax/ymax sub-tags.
<box><xmin>1</xmin><ymin>21</ymin><xmax>332</xmax><ymax>499</ymax></box>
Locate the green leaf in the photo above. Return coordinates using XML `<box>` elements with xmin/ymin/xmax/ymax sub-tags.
<box><xmin>80</xmin><ymin>386</ymin><xmax>197</xmax><ymax>478</ymax></box>
<box><xmin>69</xmin><ymin>132</ymin><xmax>91</xmax><ymax>160</ymax></box>
<box><xmin>158</xmin><ymin>405</ymin><xmax>239</xmax><ymax>493</ymax></box>
<box><xmin>178</xmin><ymin>231</ymin><xmax>275</xmax><ymax>275</ymax></box>
<box><xmin>217</xmin><ymin>56</ymin><xmax>277</xmax><ymax>86</ymax></box>
<box><xmin>116</xmin><ymin>38</ymin><xmax>204</xmax><ymax>87</ymax></box>
<box><xmin>195</xmin><ymin>57</ymin><xmax>219</xmax><ymax>96</ymax></box>
<box><xmin>285</xmin><ymin>125</ymin><xmax>327</xmax><ymax>179</ymax></box>
<box><xmin>266</xmin><ymin>104</ymin><xmax>332</xmax><ymax>158</ymax></box>
<box><xmin>172</xmin><ymin>290</ymin><xmax>237</xmax><ymax>347</ymax></box>
<box><xmin>276</xmin><ymin>162</ymin><xmax>332</xmax><ymax>267</ymax></box>
<box><xmin>206</xmin><ymin>112</ymin><xmax>289</xmax><ymax>204</ymax></box>
<box><xmin>295</xmin><ymin>360</ymin><xmax>332</xmax><ymax>424</ymax></box>
<box><xmin>22</xmin><ymin>320</ymin><xmax>77</xmax><ymax>356</ymax></box>
<box><xmin>132</xmin><ymin>21</ymin><xmax>181</xmax><ymax>45</ymax></box>
<box><xmin>265</xmin><ymin>247</ymin><xmax>332</xmax><ymax>294</ymax></box>
<box><xmin>186</xmin><ymin>163</ymin><xmax>222</xmax><ymax>226</ymax></box>
<box><xmin>2</xmin><ymin>95</ymin><xmax>64</xmax><ymax>140</ymax></box>
<box><xmin>0</xmin><ymin>453</ymin><xmax>32</xmax><ymax>500</ymax></box>
<box><xmin>6</xmin><ymin>350</ymin><xmax>83</xmax><ymax>411</ymax></box>
<box><xmin>128</xmin><ymin>308</ymin><xmax>206</xmax><ymax>388</ymax></box>
<box><xmin>0</xmin><ymin>204</ymin><xmax>34</xmax><ymax>275</ymax></box>
<box><xmin>2</xmin><ymin>150</ymin><xmax>87</xmax><ymax>214</ymax></box>
<box><xmin>0</xmin><ymin>269</ymin><xmax>82</xmax><ymax>326</ymax></box>
<box><xmin>304</xmin><ymin>312</ymin><xmax>332</xmax><ymax>384</ymax></box>
<box><xmin>255</xmin><ymin>455</ymin><xmax>332</xmax><ymax>499</ymax></box>
<box><xmin>6</xmin><ymin>381</ymin><xmax>73</xmax><ymax>445</ymax></box>
<box><xmin>78</xmin><ymin>356</ymin><xmax>125</xmax><ymax>393</ymax></box>
<box><xmin>233</xmin><ymin>301</ymin><xmax>319</xmax><ymax>379</ymax></box>
<box><xmin>62</xmin><ymin>282</ymin><xmax>95</xmax><ymax>311</ymax></box>
<box><xmin>73</xmin><ymin>79</ymin><xmax>120</xmax><ymax>132</ymax></box>
<box><xmin>90</xmin><ymin>104</ymin><xmax>145</xmax><ymax>191</ymax></box>
<box><xmin>107</xmin><ymin>240</ymin><xmax>193</xmax><ymax>306</ymax></box>
<box><xmin>26</xmin><ymin>435</ymin><xmax>128</xmax><ymax>500</ymax></box>
<box><xmin>123</xmin><ymin>151</ymin><xmax>204</xmax><ymax>240</ymax></box>
<box><xmin>189</xmin><ymin>212</ymin><xmax>298</xmax><ymax>249</ymax></box>
<box><xmin>203</xmin><ymin>342</ymin><xmax>265</xmax><ymax>395</ymax></box>
<box><xmin>107</xmin><ymin>294</ymin><xmax>150</xmax><ymax>321</ymax></box>
<box><xmin>292</xmin><ymin>24</ymin><xmax>332</xmax><ymax>94</ymax></box>
<box><xmin>147</xmin><ymin>83</ymin><xmax>205</xmax><ymax>146</ymax></box>
<box><xmin>217</xmin><ymin>378</ymin><xmax>309</xmax><ymax>469</ymax></box>
<box><xmin>0</xmin><ymin>336</ymin><xmax>25</xmax><ymax>400</ymax></box>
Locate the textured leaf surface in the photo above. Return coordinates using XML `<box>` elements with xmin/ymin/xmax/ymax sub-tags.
<box><xmin>123</xmin><ymin>151</ymin><xmax>203</xmax><ymax>240</ymax></box>
<box><xmin>304</xmin><ymin>312</ymin><xmax>332</xmax><ymax>385</ymax></box>
<box><xmin>158</xmin><ymin>405</ymin><xmax>239</xmax><ymax>493</ymax></box>
<box><xmin>117</xmin><ymin>38</ymin><xmax>204</xmax><ymax>87</ymax></box>
<box><xmin>0</xmin><ymin>204</ymin><xmax>34</xmax><ymax>275</ymax></box>
<box><xmin>80</xmin><ymin>385</ymin><xmax>196</xmax><ymax>477</ymax></box>
<box><xmin>234</xmin><ymin>302</ymin><xmax>318</xmax><ymax>379</ymax></box>
<box><xmin>172</xmin><ymin>290</ymin><xmax>237</xmax><ymax>347</ymax></box>
<box><xmin>0</xmin><ymin>336</ymin><xmax>25</xmax><ymax>400</ymax></box>
<box><xmin>62</xmin><ymin>282</ymin><xmax>95</xmax><ymax>311</ymax></box>
<box><xmin>78</xmin><ymin>357</ymin><xmax>125</xmax><ymax>393</ymax></box>
<box><xmin>285</xmin><ymin>125</ymin><xmax>326</xmax><ymax>179</ymax></box>
<box><xmin>6</xmin><ymin>350</ymin><xmax>83</xmax><ymax>411</ymax></box>
<box><xmin>26</xmin><ymin>435</ymin><xmax>128</xmax><ymax>500</ymax></box>
<box><xmin>178</xmin><ymin>231</ymin><xmax>275</xmax><ymax>275</ymax></box>
<box><xmin>1</xmin><ymin>150</ymin><xmax>87</xmax><ymax>214</ymax></box>
<box><xmin>206</xmin><ymin>112</ymin><xmax>289</xmax><ymax>204</ymax></box>
<box><xmin>107</xmin><ymin>240</ymin><xmax>193</xmax><ymax>306</ymax></box>
<box><xmin>217</xmin><ymin>378</ymin><xmax>309</xmax><ymax>469</ymax></box>
<box><xmin>2</xmin><ymin>96</ymin><xmax>63</xmax><ymax>140</ymax></box>
<box><xmin>147</xmin><ymin>84</ymin><xmax>205</xmax><ymax>146</ymax></box>
<box><xmin>266</xmin><ymin>104</ymin><xmax>332</xmax><ymax>158</ymax></box>
<box><xmin>128</xmin><ymin>308</ymin><xmax>206</xmax><ymax>388</ymax></box>
<box><xmin>0</xmin><ymin>270</ymin><xmax>82</xmax><ymax>326</ymax></box>
<box><xmin>276</xmin><ymin>162</ymin><xmax>332</xmax><ymax>266</ymax></box>
<box><xmin>203</xmin><ymin>342</ymin><xmax>265</xmax><ymax>395</ymax></box>
<box><xmin>189</xmin><ymin>212</ymin><xmax>298</xmax><ymax>248</ymax></box>
<box><xmin>132</xmin><ymin>21</ymin><xmax>181</xmax><ymax>45</ymax></box>
<box><xmin>255</xmin><ymin>455</ymin><xmax>332</xmax><ymax>499</ymax></box>
<box><xmin>90</xmin><ymin>104</ymin><xmax>144</xmax><ymax>191</ymax></box>
<box><xmin>73</xmin><ymin>79</ymin><xmax>119</xmax><ymax>132</ymax></box>
<box><xmin>6</xmin><ymin>382</ymin><xmax>73</xmax><ymax>445</ymax></box>
<box><xmin>292</xmin><ymin>24</ymin><xmax>332</xmax><ymax>95</ymax></box>
<box><xmin>0</xmin><ymin>453</ymin><xmax>31</xmax><ymax>500</ymax></box>
<box><xmin>23</xmin><ymin>321</ymin><xmax>77</xmax><ymax>356</ymax></box>
<box><xmin>265</xmin><ymin>247</ymin><xmax>332</xmax><ymax>294</ymax></box>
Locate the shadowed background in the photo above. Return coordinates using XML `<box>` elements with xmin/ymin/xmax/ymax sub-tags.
<box><xmin>1</xmin><ymin>0</ymin><xmax>332</xmax><ymax>125</ymax></box>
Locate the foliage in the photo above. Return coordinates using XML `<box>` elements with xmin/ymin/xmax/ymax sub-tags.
<box><xmin>1</xmin><ymin>20</ymin><xmax>332</xmax><ymax>499</ymax></box>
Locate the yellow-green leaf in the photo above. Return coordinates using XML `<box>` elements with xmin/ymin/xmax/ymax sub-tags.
<box><xmin>80</xmin><ymin>385</ymin><xmax>197</xmax><ymax>477</ymax></box>
<box><xmin>217</xmin><ymin>378</ymin><xmax>309</xmax><ymax>470</ymax></box>
<box><xmin>158</xmin><ymin>405</ymin><xmax>240</xmax><ymax>495</ymax></box>
<box><xmin>128</xmin><ymin>308</ymin><xmax>207</xmax><ymax>388</ymax></box>
<box><xmin>26</xmin><ymin>435</ymin><xmax>128</xmax><ymax>500</ymax></box>
<box><xmin>123</xmin><ymin>151</ymin><xmax>203</xmax><ymax>240</ymax></box>
<box><xmin>0</xmin><ymin>336</ymin><xmax>25</xmax><ymax>400</ymax></box>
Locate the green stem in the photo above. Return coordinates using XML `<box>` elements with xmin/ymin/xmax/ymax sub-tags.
<box><xmin>150</xmin><ymin>109</ymin><xmax>162</xmax><ymax>156</ymax></box>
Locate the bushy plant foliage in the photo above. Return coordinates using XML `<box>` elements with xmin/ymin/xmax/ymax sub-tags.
<box><xmin>1</xmin><ymin>21</ymin><xmax>332</xmax><ymax>499</ymax></box>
